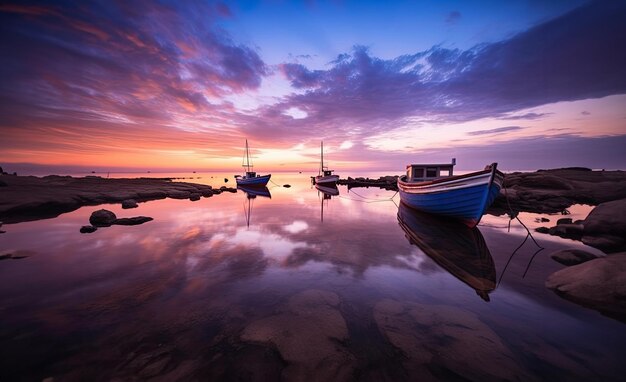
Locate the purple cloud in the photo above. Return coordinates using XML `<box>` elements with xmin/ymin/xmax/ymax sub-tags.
<box><xmin>467</xmin><ymin>126</ymin><xmax>524</xmax><ymax>136</ymax></box>
<box><xmin>246</xmin><ymin>1</ymin><xmax>626</xmax><ymax>143</ymax></box>
<box><xmin>0</xmin><ymin>1</ymin><xmax>267</xmax><ymax>126</ymax></box>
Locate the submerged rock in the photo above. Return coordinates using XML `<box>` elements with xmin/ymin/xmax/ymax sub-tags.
<box><xmin>89</xmin><ymin>209</ymin><xmax>117</xmax><ymax>227</ymax></box>
<box><xmin>241</xmin><ymin>289</ymin><xmax>355</xmax><ymax>381</ymax></box>
<box><xmin>550</xmin><ymin>249</ymin><xmax>599</xmax><ymax>266</ymax></box>
<box><xmin>373</xmin><ymin>299</ymin><xmax>528</xmax><ymax>381</ymax></box>
<box><xmin>80</xmin><ymin>225</ymin><xmax>97</xmax><ymax>233</ymax></box>
<box><xmin>113</xmin><ymin>216</ymin><xmax>153</xmax><ymax>226</ymax></box>
<box><xmin>557</xmin><ymin>218</ymin><xmax>573</xmax><ymax>225</ymax></box>
<box><xmin>535</xmin><ymin>226</ymin><xmax>550</xmax><ymax>234</ymax></box>
<box><xmin>546</xmin><ymin>253</ymin><xmax>626</xmax><ymax>322</ymax></box>
<box><xmin>189</xmin><ymin>193</ymin><xmax>201</xmax><ymax>201</ymax></box>
<box><xmin>122</xmin><ymin>199</ymin><xmax>138</xmax><ymax>209</ymax></box>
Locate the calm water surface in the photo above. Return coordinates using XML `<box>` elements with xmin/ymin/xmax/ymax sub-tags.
<box><xmin>1</xmin><ymin>172</ymin><xmax>625</xmax><ymax>381</ymax></box>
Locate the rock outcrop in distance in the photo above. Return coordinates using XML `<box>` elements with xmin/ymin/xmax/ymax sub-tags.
<box><xmin>0</xmin><ymin>175</ymin><xmax>236</xmax><ymax>224</ymax></box>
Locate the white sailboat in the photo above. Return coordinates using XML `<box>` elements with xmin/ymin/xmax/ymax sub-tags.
<box><xmin>314</xmin><ymin>141</ymin><xmax>339</xmax><ymax>185</ymax></box>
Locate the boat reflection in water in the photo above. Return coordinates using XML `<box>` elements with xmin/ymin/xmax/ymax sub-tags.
<box><xmin>237</xmin><ymin>185</ymin><xmax>271</xmax><ymax>227</ymax></box>
<box><xmin>397</xmin><ymin>202</ymin><xmax>496</xmax><ymax>301</ymax></box>
<box><xmin>315</xmin><ymin>184</ymin><xmax>339</xmax><ymax>222</ymax></box>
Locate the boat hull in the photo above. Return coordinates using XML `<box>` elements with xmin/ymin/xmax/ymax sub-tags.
<box><xmin>236</xmin><ymin>174</ymin><xmax>271</xmax><ymax>186</ymax></box>
<box><xmin>397</xmin><ymin>164</ymin><xmax>503</xmax><ymax>227</ymax></box>
<box><xmin>315</xmin><ymin>174</ymin><xmax>339</xmax><ymax>185</ymax></box>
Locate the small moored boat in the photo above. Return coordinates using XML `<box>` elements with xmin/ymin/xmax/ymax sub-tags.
<box><xmin>397</xmin><ymin>159</ymin><xmax>504</xmax><ymax>228</ymax></box>
<box><xmin>235</xmin><ymin>139</ymin><xmax>271</xmax><ymax>186</ymax></box>
<box><xmin>314</xmin><ymin>141</ymin><xmax>339</xmax><ymax>185</ymax></box>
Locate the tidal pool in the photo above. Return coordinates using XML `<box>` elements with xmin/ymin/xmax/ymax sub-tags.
<box><xmin>1</xmin><ymin>172</ymin><xmax>624</xmax><ymax>381</ymax></box>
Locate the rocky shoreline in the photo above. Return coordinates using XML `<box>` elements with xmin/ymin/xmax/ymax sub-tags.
<box><xmin>0</xmin><ymin>174</ymin><xmax>236</xmax><ymax>224</ymax></box>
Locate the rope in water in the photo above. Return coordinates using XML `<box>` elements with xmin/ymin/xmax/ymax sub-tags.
<box><xmin>497</xmin><ymin>176</ymin><xmax>545</xmax><ymax>286</ymax></box>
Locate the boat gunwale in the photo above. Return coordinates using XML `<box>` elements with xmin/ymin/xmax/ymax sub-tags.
<box><xmin>398</xmin><ymin>167</ymin><xmax>503</xmax><ymax>189</ymax></box>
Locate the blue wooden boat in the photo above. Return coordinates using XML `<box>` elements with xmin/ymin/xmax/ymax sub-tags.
<box><xmin>397</xmin><ymin>159</ymin><xmax>504</xmax><ymax>228</ymax></box>
<box><xmin>397</xmin><ymin>202</ymin><xmax>496</xmax><ymax>301</ymax></box>
<box><xmin>235</xmin><ymin>139</ymin><xmax>271</xmax><ymax>186</ymax></box>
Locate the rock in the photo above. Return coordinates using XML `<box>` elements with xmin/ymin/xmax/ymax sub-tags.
<box><xmin>373</xmin><ymin>299</ymin><xmax>528</xmax><ymax>380</ymax></box>
<box><xmin>541</xmin><ymin>217</ymin><xmax>550</xmax><ymax>222</ymax></box>
<box><xmin>189</xmin><ymin>194</ymin><xmax>201</xmax><ymax>201</ymax></box>
<box><xmin>0</xmin><ymin>230</ymin><xmax>5</xmax><ymax>234</ymax></box>
<box><xmin>80</xmin><ymin>225</ymin><xmax>97</xmax><ymax>233</ymax></box>
<box><xmin>89</xmin><ymin>209</ymin><xmax>117</xmax><ymax>227</ymax></box>
<box><xmin>546</xmin><ymin>253</ymin><xmax>626</xmax><ymax>322</ymax></box>
<box><xmin>241</xmin><ymin>289</ymin><xmax>355</xmax><ymax>381</ymax></box>
<box><xmin>535</xmin><ymin>226</ymin><xmax>550</xmax><ymax>234</ymax></box>
<box><xmin>549</xmin><ymin>223</ymin><xmax>584</xmax><ymax>240</ymax></box>
<box><xmin>581</xmin><ymin>198</ymin><xmax>626</xmax><ymax>253</ymax></box>
<box><xmin>550</xmin><ymin>249</ymin><xmax>599</xmax><ymax>266</ymax></box>
<box><xmin>122</xmin><ymin>199</ymin><xmax>138</xmax><ymax>209</ymax></box>
<box><xmin>224</xmin><ymin>178</ymin><xmax>228</xmax><ymax>182</ymax></box>
<box><xmin>167</xmin><ymin>190</ymin><xmax>191</xmax><ymax>199</ymax></box>
<box><xmin>283</xmin><ymin>184</ymin><xmax>291</xmax><ymax>188</ymax></box>
<box><xmin>0</xmin><ymin>179</ymin><xmax>7</xmax><ymax>187</ymax></box>
<box><xmin>557</xmin><ymin>218</ymin><xmax>573</xmax><ymax>225</ymax></box>
<box><xmin>113</xmin><ymin>216</ymin><xmax>153</xmax><ymax>225</ymax></box>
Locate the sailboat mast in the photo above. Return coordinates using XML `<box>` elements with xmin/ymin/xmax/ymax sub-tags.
<box><xmin>320</xmin><ymin>141</ymin><xmax>324</xmax><ymax>175</ymax></box>
<box><xmin>245</xmin><ymin>139</ymin><xmax>251</xmax><ymax>172</ymax></box>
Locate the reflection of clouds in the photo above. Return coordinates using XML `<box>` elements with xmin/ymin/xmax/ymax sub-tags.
<box><xmin>393</xmin><ymin>248</ymin><xmax>427</xmax><ymax>271</ymax></box>
<box><xmin>223</xmin><ymin>228</ymin><xmax>309</xmax><ymax>263</ymax></box>
<box><xmin>283</xmin><ymin>220</ymin><xmax>308</xmax><ymax>234</ymax></box>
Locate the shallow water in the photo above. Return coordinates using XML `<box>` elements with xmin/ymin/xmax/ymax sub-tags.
<box><xmin>1</xmin><ymin>172</ymin><xmax>624</xmax><ymax>381</ymax></box>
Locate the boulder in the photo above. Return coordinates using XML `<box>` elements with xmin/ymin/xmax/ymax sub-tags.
<box><xmin>546</xmin><ymin>253</ymin><xmax>626</xmax><ymax>322</ymax></box>
<box><xmin>549</xmin><ymin>223</ymin><xmax>584</xmax><ymax>240</ymax></box>
<box><xmin>167</xmin><ymin>191</ymin><xmax>191</xmax><ymax>199</ymax></box>
<box><xmin>515</xmin><ymin>174</ymin><xmax>574</xmax><ymax>190</ymax></box>
<box><xmin>283</xmin><ymin>184</ymin><xmax>291</xmax><ymax>188</ymax></box>
<box><xmin>581</xmin><ymin>199</ymin><xmax>626</xmax><ymax>253</ymax></box>
<box><xmin>535</xmin><ymin>226</ymin><xmax>550</xmax><ymax>234</ymax></box>
<box><xmin>122</xmin><ymin>199</ymin><xmax>138</xmax><ymax>209</ymax></box>
<box><xmin>241</xmin><ymin>290</ymin><xmax>354</xmax><ymax>381</ymax></box>
<box><xmin>557</xmin><ymin>218</ymin><xmax>573</xmax><ymax>225</ymax></box>
<box><xmin>113</xmin><ymin>216</ymin><xmax>153</xmax><ymax>225</ymax></box>
<box><xmin>189</xmin><ymin>194</ymin><xmax>201</xmax><ymax>201</ymax></box>
<box><xmin>89</xmin><ymin>209</ymin><xmax>117</xmax><ymax>227</ymax></box>
<box><xmin>550</xmin><ymin>249</ymin><xmax>599</xmax><ymax>266</ymax></box>
<box><xmin>80</xmin><ymin>225</ymin><xmax>97</xmax><ymax>233</ymax></box>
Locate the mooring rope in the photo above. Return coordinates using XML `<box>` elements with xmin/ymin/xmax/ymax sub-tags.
<box><xmin>335</xmin><ymin>187</ymin><xmax>399</xmax><ymax>203</ymax></box>
<box><xmin>497</xmin><ymin>176</ymin><xmax>545</xmax><ymax>286</ymax></box>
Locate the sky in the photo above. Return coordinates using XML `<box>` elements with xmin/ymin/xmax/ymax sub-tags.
<box><xmin>0</xmin><ymin>0</ymin><xmax>625</xmax><ymax>173</ymax></box>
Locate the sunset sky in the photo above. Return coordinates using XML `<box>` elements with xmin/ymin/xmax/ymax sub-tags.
<box><xmin>1</xmin><ymin>0</ymin><xmax>625</xmax><ymax>173</ymax></box>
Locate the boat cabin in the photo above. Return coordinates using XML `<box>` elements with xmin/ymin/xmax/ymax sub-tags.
<box><xmin>406</xmin><ymin>158</ymin><xmax>455</xmax><ymax>181</ymax></box>
<box><xmin>322</xmin><ymin>170</ymin><xmax>334</xmax><ymax>177</ymax></box>
<box><xmin>245</xmin><ymin>171</ymin><xmax>257</xmax><ymax>178</ymax></box>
